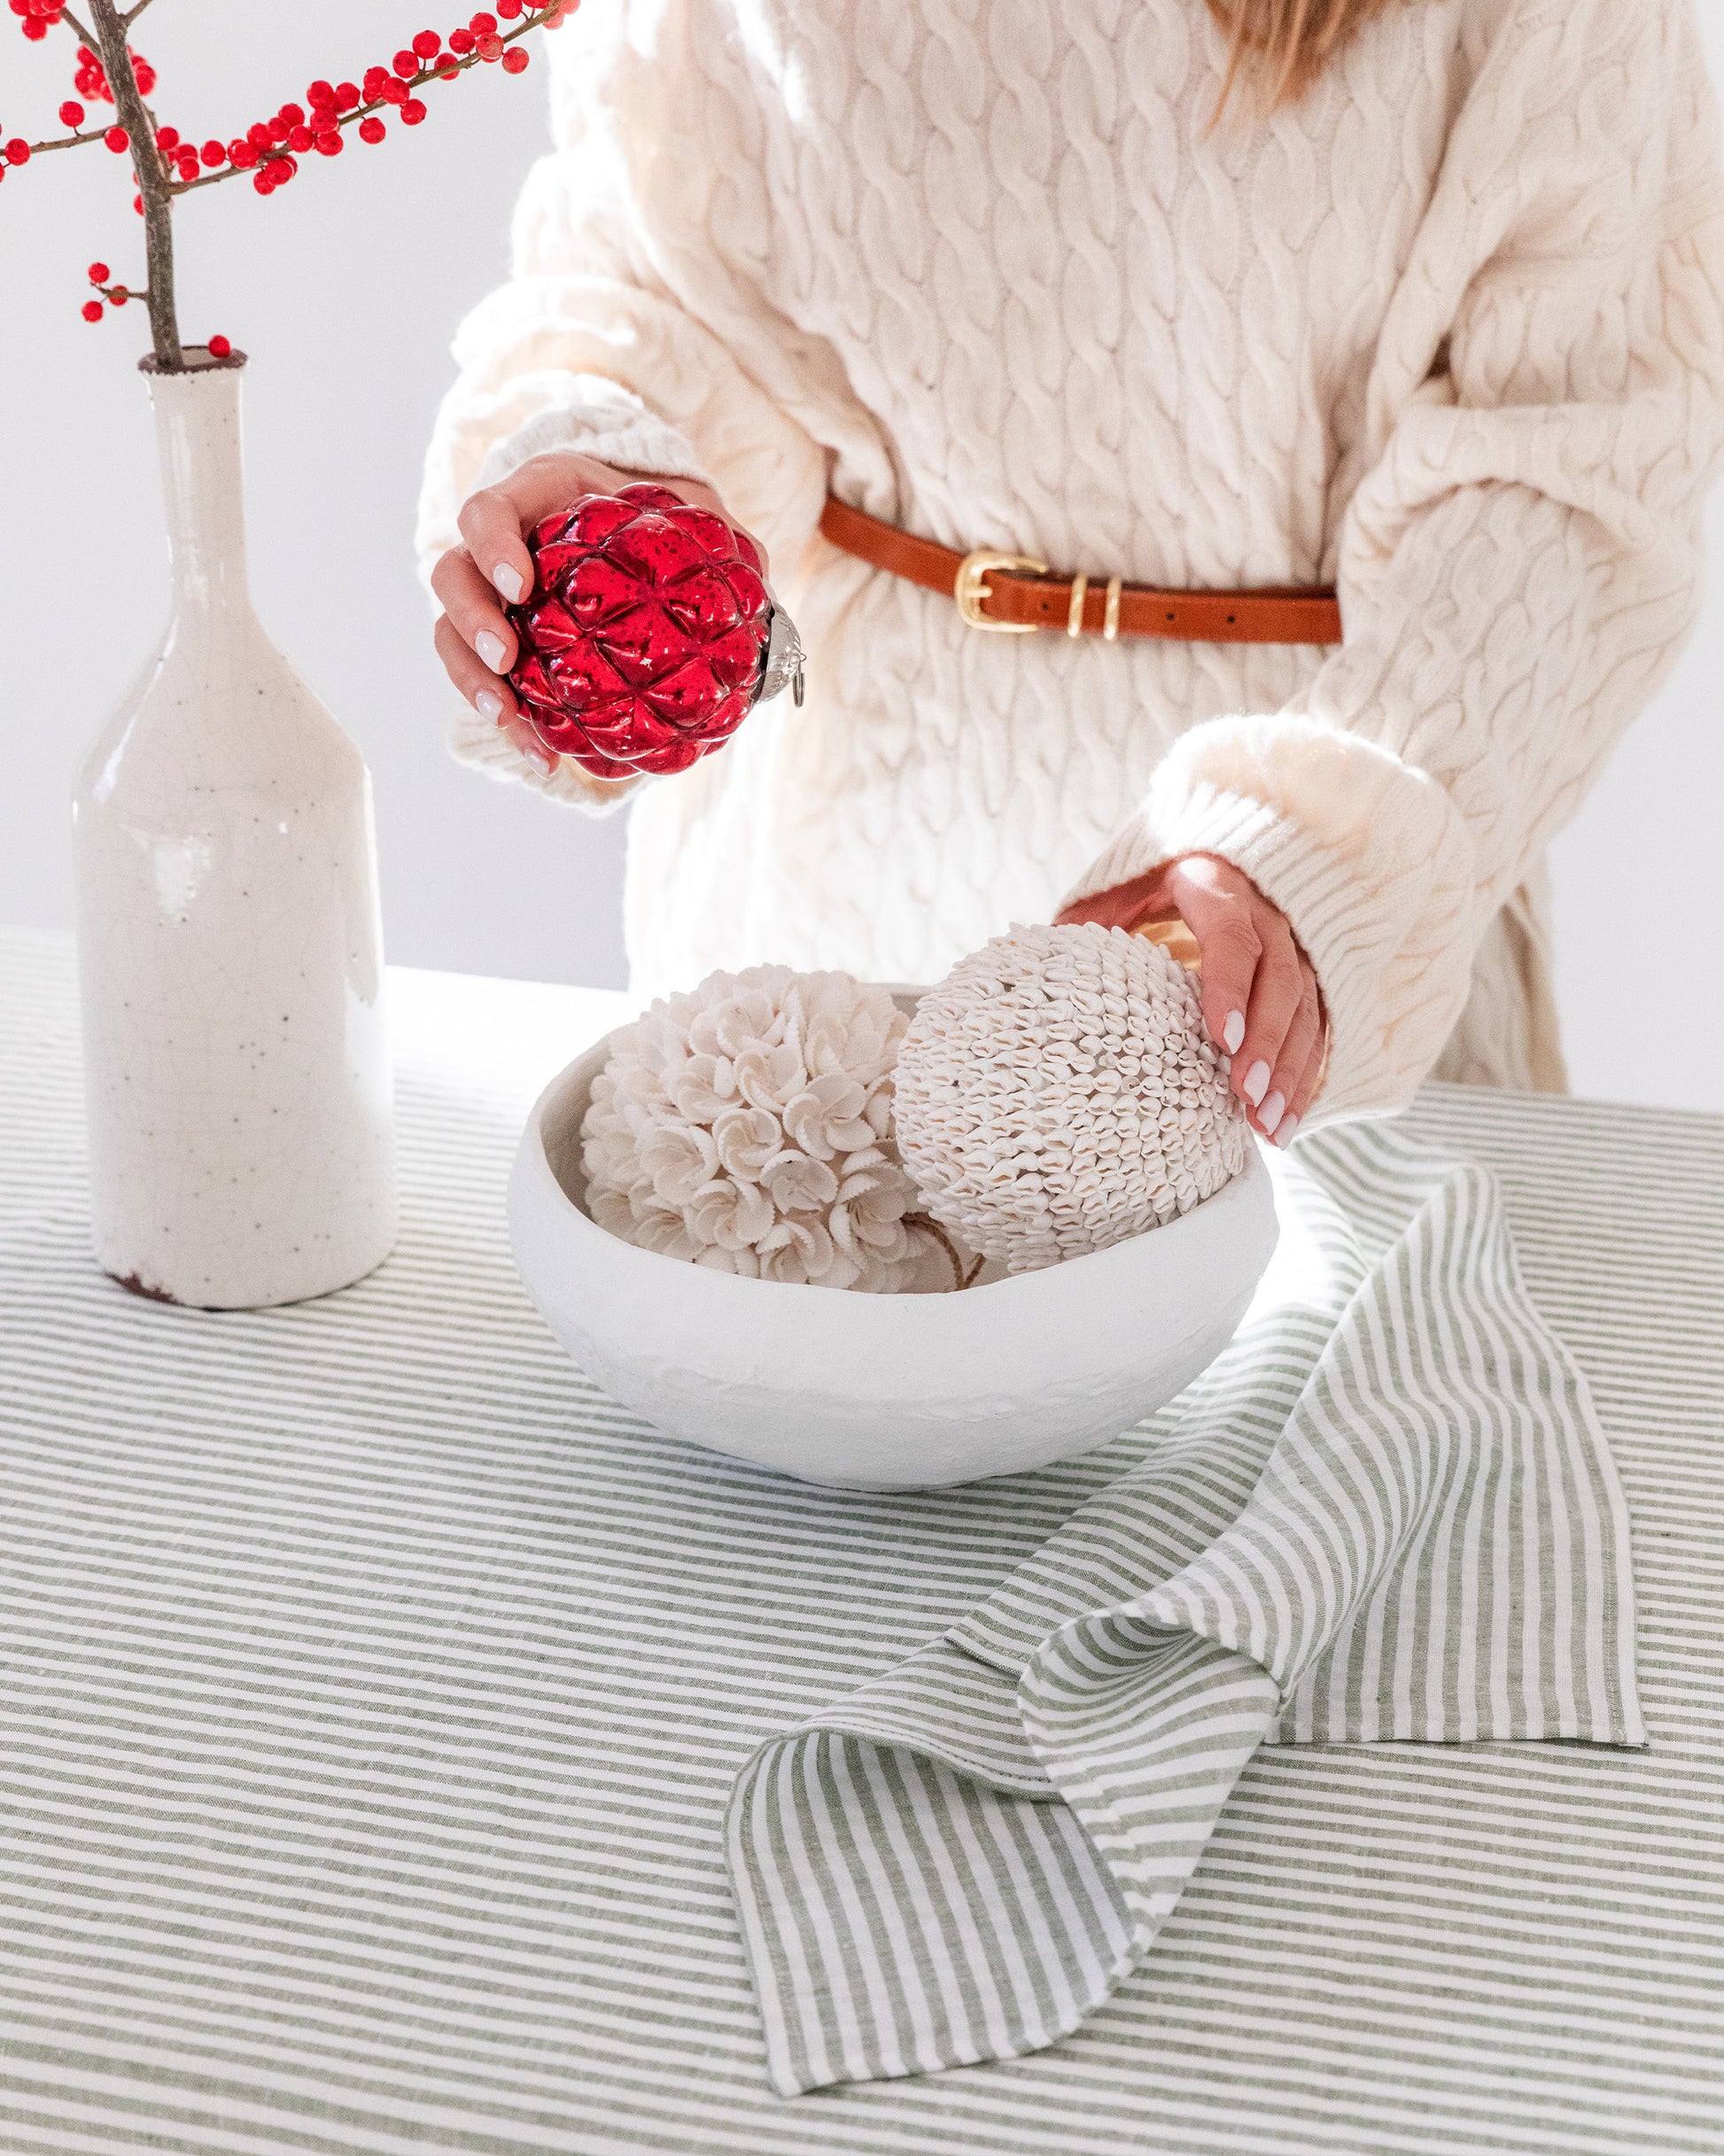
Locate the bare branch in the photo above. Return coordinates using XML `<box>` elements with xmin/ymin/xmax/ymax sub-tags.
<box><xmin>54</xmin><ymin>3</ymin><xmax>100</xmax><ymax>50</ymax></box>
<box><xmin>120</xmin><ymin>0</ymin><xmax>155</xmax><ymax>23</ymax></box>
<box><xmin>23</xmin><ymin>126</ymin><xmax>110</xmax><ymax>157</ymax></box>
<box><xmin>87</xmin><ymin>0</ymin><xmax>181</xmax><ymax>366</ymax></box>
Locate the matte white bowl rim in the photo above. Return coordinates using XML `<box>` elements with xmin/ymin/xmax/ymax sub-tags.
<box><xmin>507</xmin><ymin>998</ymin><xmax>1279</xmax><ymax>1490</ymax></box>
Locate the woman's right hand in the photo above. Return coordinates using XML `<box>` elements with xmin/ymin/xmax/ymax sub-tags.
<box><xmin>430</xmin><ymin>450</ymin><xmax>757</xmax><ymax>775</ymax></box>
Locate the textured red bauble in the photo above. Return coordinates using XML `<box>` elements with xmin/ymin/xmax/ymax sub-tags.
<box><xmin>507</xmin><ymin>484</ymin><xmax>773</xmax><ymax>780</ymax></box>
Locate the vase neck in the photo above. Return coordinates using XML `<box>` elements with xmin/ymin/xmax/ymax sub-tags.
<box><xmin>148</xmin><ymin>362</ymin><xmax>251</xmax><ymax>609</ymax></box>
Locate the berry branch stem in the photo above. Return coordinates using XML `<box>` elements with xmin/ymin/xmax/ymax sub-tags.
<box><xmin>167</xmin><ymin>5</ymin><xmax>560</xmax><ymax>198</ymax></box>
<box><xmin>120</xmin><ymin>0</ymin><xmax>154</xmax><ymax>25</ymax></box>
<box><xmin>22</xmin><ymin>126</ymin><xmax>108</xmax><ymax>156</ymax></box>
<box><xmin>51</xmin><ymin>3</ymin><xmax>100</xmax><ymax>52</ymax></box>
<box><xmin>85</xmin><ymin>0</ymin><xmax>179</xmax><ymax>366</ymax></box>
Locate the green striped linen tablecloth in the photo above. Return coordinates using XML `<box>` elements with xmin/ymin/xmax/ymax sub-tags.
<box><xmin>3</xmin><ymin>925</ymin><xmax>1722</xmax><ymax>2153</ymax></box>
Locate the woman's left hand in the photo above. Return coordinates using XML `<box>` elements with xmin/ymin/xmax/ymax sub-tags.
<box><xmin>1057</xmin><ymin>853</ymin><xmax>1324</xmax><ymax>1146</ymax></box>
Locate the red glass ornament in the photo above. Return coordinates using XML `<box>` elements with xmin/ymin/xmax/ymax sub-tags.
<box><xmin>508</xmin><ymin>483</ymin><xmax>773</xmax><ymax>779</ymax></box>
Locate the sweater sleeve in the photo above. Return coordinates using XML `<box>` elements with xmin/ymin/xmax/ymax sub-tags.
<box><xmin>415</xmin><ymin>3</ymin><xmax>829</xmax><ymax>812</ymax></box>
<box><xmin>1060</xmin><ymin>0</ymin><xmax>1724</xmax><ymax>1124</ymax></box>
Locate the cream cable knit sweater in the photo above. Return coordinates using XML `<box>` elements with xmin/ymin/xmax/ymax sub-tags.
<box><xmin>418</xmin><ymin>0</ymin><xmax>1724</xmax><ymax>1125</ymax></box>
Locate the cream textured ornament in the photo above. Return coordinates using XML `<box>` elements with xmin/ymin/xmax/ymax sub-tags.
<box><xmin>579</xmin><ymin>966</ymin><xmax>953</xmax><ymax>1290</ymax></box>
<box><xmin>893</xmin><ymin>922</ymin><xmax>1251</xmax><ymax>1273</ymax></box>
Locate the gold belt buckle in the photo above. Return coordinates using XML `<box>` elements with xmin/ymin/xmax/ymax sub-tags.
<box><xmin>954</xmin><ymin>549</ymin><xmax>1047</xmax><ymax>633</ymax></box>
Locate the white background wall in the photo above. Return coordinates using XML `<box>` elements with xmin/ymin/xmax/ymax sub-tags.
<box><xmin>3</xmin><ymin>4</ymin><xmax>1720</xmax><ymax>1109</ymax></box>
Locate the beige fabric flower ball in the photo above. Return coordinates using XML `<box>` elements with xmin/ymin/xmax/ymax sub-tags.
<box><xmin>892</xmin><ymin>922</ymin><xmax>1252</xmax><ymax>1273</ymax></box>
<box><xmin>580</xmin><ymin>966</ymin><xmax>951</xmax><ymax>1291</ymax></box>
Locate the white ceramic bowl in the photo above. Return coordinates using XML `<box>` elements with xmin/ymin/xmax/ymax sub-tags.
<box><xmin>507</xmin><ymin>998</ymin><xmax>1278</xmax><ymax>1491</ymax></box>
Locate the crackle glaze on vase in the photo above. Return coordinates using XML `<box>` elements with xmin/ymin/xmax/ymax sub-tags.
<box><xmin>71</xmin><ymin>353</ymin><xmax>398</xmax><ymax>1309</ymax></box>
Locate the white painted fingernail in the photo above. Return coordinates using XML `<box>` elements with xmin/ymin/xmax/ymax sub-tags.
<box><xmin>1222</xmin><ymin>1009</ymin><xmax>1246</xmax><ymax>1055</ymax></box>
<box><xmin>524</xmin><ymin>743</ymin><xmax>555</xmax><ymax>775</ymax></box>
<box><xmin>492</xmin><ymin>563</ymin><xmax>524</xmax><ymax>603</ymax></box>
<box><xmin>1273</xmin><ymin>1115</ymin><xmax>1300</xmax><ymax>1148</ymax></box>
<box><xmin>1242</xmin><ymin>1059</ymin><xmax>1270</xmax><ymax>1107</ymax></box>
<box><xmin>1259</xmin><ymin>1090</ymin><xmax>1285</xmax><ymax>1133</ymax></box>
<box><xmin>475</xmin><ymin>689</ymin><xmax>502</xmax><ymax>723</ymax></box>
<box><xmin>475</xmin><ymin>630</ymin><xmax>508</xmax><ymax>672</ymax></box>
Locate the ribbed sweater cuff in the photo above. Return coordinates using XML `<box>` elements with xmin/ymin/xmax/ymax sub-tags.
<box><xmin>476</xmin><ymin>377</ymin><xmax>712</xmax><ymax>494</ymax></box>
<box><xmin>1060</xmin><ymin>738</ymin><xmax>1472</xmax><ymax>1125</ymax></box>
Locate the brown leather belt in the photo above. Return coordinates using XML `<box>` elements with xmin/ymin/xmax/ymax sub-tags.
<box><xmin>819</xmin><ymin>496</ymin><xmax>1342</xmax><ymax>645</ymax></box>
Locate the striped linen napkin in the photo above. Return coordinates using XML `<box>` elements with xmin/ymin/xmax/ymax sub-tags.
<box><xmin>726</xmin><ymin>1122</ymin><xmax>1644</xmax><ymax>2096</ymax></box>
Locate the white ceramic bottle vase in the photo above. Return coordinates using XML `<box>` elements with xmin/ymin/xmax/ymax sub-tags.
<box><xmin>72</xmin><ymin>350</ymin><xmax>398</xmax><ymax>1308</ymax></box>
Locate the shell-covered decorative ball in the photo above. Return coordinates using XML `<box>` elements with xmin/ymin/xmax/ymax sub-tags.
<box><xmin>892</xmin><ymin>922</ymin><xmax>1252</xmax><ymax>1274</ymax></box>
<box><xmin>507</xmin><ymin>483</ymin><xmax>772</xmax><ymax>780</ymax></box>
<box><xmin>579</xmin><ymin>966</ymin><xmax>954</xmax><ymax>1292</ymax></box>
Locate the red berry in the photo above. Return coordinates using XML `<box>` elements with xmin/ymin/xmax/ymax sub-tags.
<box><xmin>411</xmin><ymin>28</ymin><xmax>440</xmax><ymax>57</ymax></box>
<box><xmin>470</xmin><ymin>10</ymin><xmax>498</xmax><ymax>28</ymax></box>
<box><xmin>358</xmin><ymin>114</ymin><xmax>385</xmax><ymax>144</ymax></box>
<box><xmin>229</xmin><ymin>138</ymin><xmax>259</xmax><ymax>167</ymax></box>
<box><xmin>58</xmin><ymin>99</ymin><xmax>84</xmax><ymax>127</ymax></box>
<box><xmin>110</xmin><ymin>285</ymin><xmax>128</xmax><ymax>306</ymax></box>
<box><xmin>132</xmin><ymin>192</ymin><xmax>142</xmax><ymax>213</ymax></box>
<box><xmin>381</xmin><ymin>76</ymin><xmax>409</xmax><ymax>105</ymax></box>
<box><xmin>82</xmin><ymin>300</ymin><xmax>103</xmax><ymax>322</ymax></box>
<box><xmin>497</xmin><ymin>0</ymin><xmax>523</xmax><ymax>17</ymax></box>
<box><xmin>501</xmin><ymin>43</ymin><xmax>529</xmax><ymax>70</ymax></box>
<box><xmin>175</xmin><ymin>155</ymin><xmax>198</xmax><ymax>182</ymax></box>
<box><xmin>448</xmin><ymin>27</ymin><xmax>474</xmax><ymax>52</ymax></box>
<box><xmin>287</xmin><ymin>124</ymin><xmax>313</xmax><ymax>151</ymax></box>
<box><xmin>132</xmin><ymin>57</ymin><xmax>155</xmax><ymax>92</ymax></box>
<box><xmin>87</xmin><ymin>259</ymin><xmax>109</xmax><ymax>283</ymax></box>
<box><xmin>21</xmin><ymin>15</ymin><xmax>46</xmax><ymax>36</ymax></box>
<box><xmin>437</xmin><ymin>58</ymin><xmax>462</xmax><ymax>79</ymax></box>
<box><xmin>104</xmin><ymin>125</ymin><xmax>128</xmax><ymax>151</ymax></box>
<box><xmin>266</xmin><ymin>114</ymin><xmax>291</xmax><ymax>143</ymax></box>
<box><xmin>477</xmin><ymin>32</ymin><xmax>503</xmax><ymax>58</ymax></box>
<box><xmin>400</xmin><ymin>97</ymin><xmax>427</xmax><ymax>124</ymax></box>
<box><xmin>314</xmin><ymin>128</ymin><xmax>343</xmax><ymax>154</ymax></box>
<box><xmin>362</xmin><ymin>66</ymin><xmax>390</xmax><ymax>97</ymax></box>
<box><xmin>208</xmin><ymin>334</ymin><xmax>231</xmax><ymax>358</ymax></box>
<box><xmin>335</xmin><ymin>81</ymin><xmax>361</xmax><ymax>109</ymax></box>
<box><xmin>278</xmin><ymin>101</ymin><xmax>305</xmax><ymax>127</ymax></box>
<box><xmin>201</xmin><ymin>138</ymin><xmax>225</xmax><ymax>167</ymax></box>
<box><xmin>306</xmin><ymin>78</ymin><xmax>336</xmax><ymax>107</ymax></box>
<box><xmin>392</xmin><ymin>48</ymin><xmax>417</xmax><ymax>76</ymax></box>
<box><xmin>252</xmin><ymin>171</ymin><xmax>273</xmax><ymax>194</ymax></box>
<box><xmin>247</xmin><ymin>121</ymin><xmax>271</xmax><ymax>147</ymax></box>
<box><xmin>156</xmin><ymin>123</ymin><xmax>179</xmax><ymax>150</ymax></box>
<box><xmin>4</xmin><ymin>139</ymin><xmax>28</xmax><ymax>165</ymax></box>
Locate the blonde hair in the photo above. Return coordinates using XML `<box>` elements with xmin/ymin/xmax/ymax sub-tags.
<box><xmin>1207</xmin><ymin>0</ymin><xmax>1412</xmax><ymax>117</ymax></box>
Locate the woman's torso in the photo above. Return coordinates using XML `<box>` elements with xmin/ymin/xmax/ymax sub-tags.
<box><xmin>535</xmin><ymin>0</ymin><xmax>1489</xmax><ymax>995</ymax></box>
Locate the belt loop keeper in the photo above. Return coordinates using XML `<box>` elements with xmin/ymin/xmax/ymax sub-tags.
<box><xmin>1067</xmin><ymin>573</ymin><xmax>1088</xmax><ymax>639</ymax></box>
<box><xmin>1102</xmin><ymin>575</ymin><xmax>1123</xmax><ymax>642</ymax></box>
